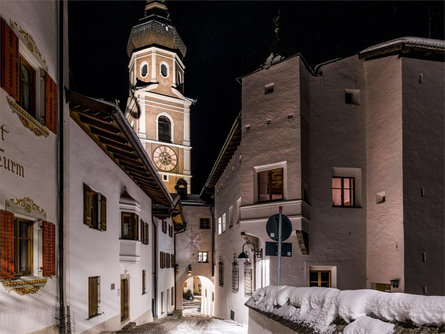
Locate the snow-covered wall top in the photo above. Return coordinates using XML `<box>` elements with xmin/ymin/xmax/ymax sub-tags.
<box><xmin>246</xmin><ymin>286</ymin><xmax>445</xmax><ymax>334</ymax></box>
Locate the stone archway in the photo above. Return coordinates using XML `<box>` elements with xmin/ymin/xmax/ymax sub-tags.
<box><xmin>180</xmin><ymin>275</ymin><xmax>214</xmax><ymax>317</ymax></box>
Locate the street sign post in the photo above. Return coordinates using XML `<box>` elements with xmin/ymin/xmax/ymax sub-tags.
<box><xmin>266</xmin><ymin>208</ymin><xmax>292</xmax><ymax>285</ymax></box>
<box><xmin>265</xmin><ymin>242</ymin><xmax>292</xmax><ymax>257</ymax></box>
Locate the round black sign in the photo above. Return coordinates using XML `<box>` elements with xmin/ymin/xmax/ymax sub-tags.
<box><xmin>266</xmin><ymin>214</ymin><xmax>292</xmax><ymax>242</ymax></box>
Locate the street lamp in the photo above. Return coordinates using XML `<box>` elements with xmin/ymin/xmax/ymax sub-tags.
<box><xmin>237</xmin><ymin>241</ymin><xmax>262</xmax><ymax>261</ymax></box>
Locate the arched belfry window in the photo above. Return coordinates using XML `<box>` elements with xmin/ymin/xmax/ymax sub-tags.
<box><xmin>158</xmin><ymin>115</ymin><xmax>171</xmax><ymax>143</ymax></box>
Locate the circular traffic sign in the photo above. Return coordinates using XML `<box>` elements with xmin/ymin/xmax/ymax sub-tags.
<box><xmin>266</xmin><ymin>214</ymin><xmax>292</xmax><ymax>242</ymax></box>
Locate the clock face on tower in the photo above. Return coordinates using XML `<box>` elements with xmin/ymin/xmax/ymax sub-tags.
<box><xmin>153</xmin><ymin>145</ymin><xmax>178</xmax><ymax>171</ymax></box>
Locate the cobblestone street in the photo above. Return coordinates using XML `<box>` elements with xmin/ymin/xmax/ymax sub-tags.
<box><xmin>114</xmin><ymin>315</ymin><xmax>247</xmax><ymax>334</ymax></box>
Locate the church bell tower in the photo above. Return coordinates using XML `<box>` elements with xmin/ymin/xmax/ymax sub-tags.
<box><xmin>126</xmin><ymin>0</ymin><xmax>192</xmax><ymax>194</ymax></box>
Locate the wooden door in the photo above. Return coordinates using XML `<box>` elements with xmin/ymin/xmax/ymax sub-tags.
<box><xmin>121</xmin><ymin>278</ymin><xmax>129</xmax><ymax>322</ymax></box>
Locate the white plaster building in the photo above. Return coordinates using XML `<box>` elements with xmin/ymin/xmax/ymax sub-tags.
<box><xmin>0</xmin><ymin>1</ymin><xmax>64</xmax><ymax>333</ymax></box>
<box><xmin>65</xmin><ymin>91</ymin><xmax>175</xmax><ymax>333</ymax></box>
<box><xmin>202</xmin><ymin>37</ymin><xmax>445</xmax><ymax>324</ymax></box>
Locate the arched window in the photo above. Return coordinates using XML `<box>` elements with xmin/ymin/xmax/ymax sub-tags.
<box><xmin>158</xmin><ymin>115</ymin><xmax>171</xmax><ymax>143</ymax></box>
<box><xmin>141</xmin><ymin>63</ymin><xmax>148</xmax><ymax>77</ymax></box>
<box><xmin>160</xmin><ymin>63</ymin><xmax>168</xmax><ymax>77</ymax></box>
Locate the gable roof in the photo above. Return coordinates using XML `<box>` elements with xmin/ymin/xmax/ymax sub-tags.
<box><xmin>67</xmin><ymin>89</ymin><xmax>173</xmax><ymax>207</ymax></box>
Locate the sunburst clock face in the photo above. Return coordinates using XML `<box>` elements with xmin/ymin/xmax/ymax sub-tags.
<box><xmin>153</xmin><ymin>145</ymin><xmax>177</xmax><ymax>171</ymax></box>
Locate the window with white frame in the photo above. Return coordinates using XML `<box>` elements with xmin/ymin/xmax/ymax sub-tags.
<box><xmin>198</xmin><ymin>251</ymin><xmax>208</xmax><ymax>263</ymax></box>
<box><xmin>217</xmin><ymin>217</ymin><xmax>222</xmax><ymax>235</ymax></box>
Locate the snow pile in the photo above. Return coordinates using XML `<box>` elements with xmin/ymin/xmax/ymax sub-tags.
<box><xmin>247</xmin><ymin>286</ymin><xmax>445</xmax><ymax>333</ymax></box>
<box><xmin>343</xmin><ymin>316</ymin><xmax>394</xmax><ymax>334</ymax></box>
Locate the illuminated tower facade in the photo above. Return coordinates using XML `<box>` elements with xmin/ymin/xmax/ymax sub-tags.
<box><xmin>126</xmin><ymin>0</ymin><xmax>192</xmax><ymax>193</ymax></box>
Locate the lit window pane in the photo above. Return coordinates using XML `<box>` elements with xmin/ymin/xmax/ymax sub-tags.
<box><xmin>332</xmin><ymin>177</ymin><xmax>342</xmax><ymax>188</ymax></box>
<box><xmin>258</xmin><ymin>171</ymin><xmax>269</xmax><ymax>201</ymax></box>
<box><xmin>332</xmin><ymin>189</ymin><xmax>342</xmax><ymax>206</ymax></box>
<box><xmin>203</xmin><ymin>252</ymin><xmax>207</xmax><ymax>262</ymax></box>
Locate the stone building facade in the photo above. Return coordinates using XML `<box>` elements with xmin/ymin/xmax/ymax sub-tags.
<box><xmin>203</xmin><ymin>37</ymin><xmax>445</xmax><ymax>324</ymax></box>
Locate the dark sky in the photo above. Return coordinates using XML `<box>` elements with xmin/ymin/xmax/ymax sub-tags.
<box><xmin>69</xmin><ymin>1</ymin><xmax>444</xmax><ymax>193</ymax></box>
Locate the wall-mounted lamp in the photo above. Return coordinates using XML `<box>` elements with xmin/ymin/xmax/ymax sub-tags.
<box><xmin>188</xmin><ymin>264</ymin><xmax>192</xmax><ymax>275</ymax></box>
<box><xmin>390</xmin><ymin>279</ymin><xmax>400</xmax><ymax>289</ymax></box>
<box><xmin>175</xmin><ymin>264</ymin><xmax>179</xmax><ymax>274</ymax></box>
<box><xmin>237</xmin><ymin>241</ymin><xmax>262</xmax><ymax>261</ymax></box>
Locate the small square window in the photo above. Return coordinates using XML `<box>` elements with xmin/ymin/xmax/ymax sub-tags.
<box><xmin>200</xmin><ymin>218</ymin><xmax>210</xmax><ymax>229</ymax></box>
<box><xmin>309</xmin><ymin>270</ymin><xmax>331</xmax><ymax>287</ymax></box>
<box><xmin>332</xmin><ymin>176</ymin><xmax>355</xmax><ymax>207</ymax></box>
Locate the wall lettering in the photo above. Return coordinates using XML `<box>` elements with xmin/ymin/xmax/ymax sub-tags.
<box><xmin>0</xmin><ymin>123</ymin><xmax>25</xmax><ymax>178</ymax></box>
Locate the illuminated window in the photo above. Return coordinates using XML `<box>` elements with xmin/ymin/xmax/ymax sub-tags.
<box><xmin>309</xmin><ymin>270</ymin><xmax>331</xmax><ymax>287</ymax></box>
<box><xmin>217</xmin><ymin>217</ymin><xmax>222</xmax><ymax>235</ymax></box>
<box><xmin>222</xmin><ymin>213</ymin><xmax>227</xmax><ymax>232</ymax></box>
<box><xmin>258</xmin><ymin>168</ymin><xmax>283</xmax><ymax>202</ymax></box>
<box><xmin>198</xmin><ymin>251</ymin><xmax>208</xmax><ymax>263</ymax></box>
<box><xmin>332</xmin><ymin>177</ymin><xmax>355</xmax><ymax>207</ymax></box>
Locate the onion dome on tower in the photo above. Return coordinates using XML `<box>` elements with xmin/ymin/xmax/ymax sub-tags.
<box><xmin>127</xmin><ymin>0</ymin><xmax>187</xmax><ymax>58</ymax></box>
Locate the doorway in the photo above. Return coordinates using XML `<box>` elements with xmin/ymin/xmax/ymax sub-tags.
<box><xmin>121</xmin><ymin>278</ymin><xmax>129</xmax><ymax>322</ymax></box>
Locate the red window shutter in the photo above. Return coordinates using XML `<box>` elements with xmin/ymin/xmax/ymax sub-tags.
<box><xmin>42</xmin><ymin>221</ymin><xmax>56</xmax><ymax>276</ymax></box>
<box><xmin>45</xmin><ymin>73</ymin><xmax>57</xmax><ymax>134</ymax></box>
<box><xmin>0</xmin><ymin>210</ymin><xmax>14</xmax><ymax>279</ymax></box>
<box><xmin>1</xmin><ymin>18</ymin><xmax>19</xmax><ymax>101</ymax></box>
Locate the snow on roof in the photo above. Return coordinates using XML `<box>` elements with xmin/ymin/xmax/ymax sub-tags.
<box><xmin>246</xmin><ymin>286</ymin><xmax>445</xmax><ymax>333</ymax></box>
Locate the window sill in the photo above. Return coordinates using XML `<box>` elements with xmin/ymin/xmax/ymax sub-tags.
<box><xmin>6</xmin><ymin>96</ymin><xmax>49</xmax><ymax>137</ymax></box>
<box><xmin>332</xmin><ymin>205</ymin><xmax>362</xmax><ymax>209</ymax></box>
<box><xmin>87</xmin><ymin>312</ymin><xmax>103</xmax><ymax>320</ymax></box>
<box><xmin>1</xmin><ymin>276</ymin><xmax>47</xmax><ymax>295</ymax></box>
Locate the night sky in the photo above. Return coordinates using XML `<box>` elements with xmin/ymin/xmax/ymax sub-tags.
<box><xmin>68</xmin><ymin>1</ymin><xmax>444</xmax><ymax>193</ymax></box>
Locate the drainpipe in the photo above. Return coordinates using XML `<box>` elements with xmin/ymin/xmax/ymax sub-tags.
<box><xmin>58</xmin><ymin>0</ymin><xmax>66</xmax><ymax>332</ymax></box>
<box><xmin>173</xmin><ymin>222</ymin><xmax>187</xmax><ymax>314</ymax></box>
<box><xmin>151</xmin><ymin>215</ymin><xmax>158</xmax><ymax>319</ymax></box>
<box><xmin>210</xmin><ymin>206</ymin><xmax>215</xmax><ymax>277</ymax></box>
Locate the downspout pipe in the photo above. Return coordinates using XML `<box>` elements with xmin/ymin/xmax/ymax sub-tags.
<box><xmin>58</xmin><ymin>0</ymin><xmax>66</xmax><ymax>332</ymax></box>
<box><xmin>173</xmin><ymin>222</ymin><xmax>187</xmax><ymax>314</ymax></box>
<box><xmin>151</xmin><ymin>215</ymin><xmax>158</xmax><ymax>319</ymax></box>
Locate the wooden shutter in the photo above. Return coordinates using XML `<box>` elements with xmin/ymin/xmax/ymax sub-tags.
<box><xmin>100</xmin><ymin>194</ymin><xmax>106</xmax><ymax>231</ymax></box>
<box><xmin>0</xmin><ymin>210</ymin><xmax>14</xmax><ymax>279</ymax></box>
<box><xmin>1</xmin><ymin>18</ymin><xmax>19</xmax><ymax>101</ymax></box>
<box><xmin>45</xmin><ymin>73</ymin><xmax>57</xmax><ymax>134</ymax></box>
<box><xmin>83</xmin><ymin>184</ymin><xmax>92</xmax><ymax>227</ymax></box>
<box><xmin>88</xmin><ymin>276</ymin><xmax>99</xmax><ymax>317</ymax></box>
<box><xmin>42</xmin><ymin>221</ymin><xmax>56</xmax><ymax>276</ymax></box>
<box><xmin>171</xmin><ymin>254</ymin><xmax>174</xmax><ymax>268</ymax></box>
<box><xmin>166</xmin><ymin>253</ymin><xmax>170</xmax><ymax>268</ymax></box>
